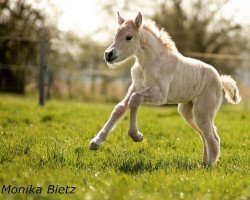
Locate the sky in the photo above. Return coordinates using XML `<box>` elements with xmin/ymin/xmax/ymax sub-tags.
<box><xmin>52</xmin><ymin>0</ymin><xmax>102</xmax><ymax>35</ymax></box>
<box><xmin>32</xmin><ymin>0</ymin><xmax>250</xmax><ymax>41</ymax></box>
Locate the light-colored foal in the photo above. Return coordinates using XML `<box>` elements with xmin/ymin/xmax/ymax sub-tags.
<box><xmin>89</xmin><ymin>12</ymin><xmax>241</xmax><ymax>167</ymax></box>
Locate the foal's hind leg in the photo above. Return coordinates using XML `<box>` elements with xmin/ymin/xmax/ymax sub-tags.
<box><xmin>193</xmin><ymin>93</ymin><xmax>222</xmax><ymax>167</ymax></box>
<box><xmin>178</xmin><ymin>102</ymin><xmax>208</xmax><ymax>164</ymax></box>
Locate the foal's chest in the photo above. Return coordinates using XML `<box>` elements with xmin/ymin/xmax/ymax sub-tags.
<box><xmin>131</xmin><ymin>66</ymin><xmax>150</xmax><ymax>91</ymax></box>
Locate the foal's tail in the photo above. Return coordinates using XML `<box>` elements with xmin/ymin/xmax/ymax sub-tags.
<box><xmin>220</xmin><ymin>75</ymin><xmax>241</xmax><ymax>104</ymax></box>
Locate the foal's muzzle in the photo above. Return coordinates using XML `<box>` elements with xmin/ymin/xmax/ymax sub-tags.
<box><xmin>104</xmin><ymin>48</ymin><xmax>117</xmax><ymax>63</ymax></box>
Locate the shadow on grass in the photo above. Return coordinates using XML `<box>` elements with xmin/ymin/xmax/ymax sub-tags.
<box><xmin>41</xmin><ymin>115</ymin><xmax>53</xmax><ymax>123</ymax></box>
<box><xmin>33</xmin><ymin>144</ymin><xmax>203</xmax><ymax>173</ymax></box>
<box><xmin>103</xmin><ymin>154</ymin><xmax>201</xmax><ymax>174</ymax></box>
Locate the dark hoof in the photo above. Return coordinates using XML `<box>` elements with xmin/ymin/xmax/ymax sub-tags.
<box><xmin>129</xmin><ymin>132</ymin><xmax>143</xmax><ymax>142</ymax></box>
<box><xmin>89</xmin><ymin>142</ymin><xmax>99</xmax><ymax>150</ymax></box>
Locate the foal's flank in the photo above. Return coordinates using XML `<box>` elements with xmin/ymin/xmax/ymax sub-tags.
<box><xmin>89</xmin><ymin>12</ymin><xmax>241</xmax><ymax>167</ymax></box>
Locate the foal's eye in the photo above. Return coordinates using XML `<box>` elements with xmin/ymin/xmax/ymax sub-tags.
<box><xmin>126</xmin><ymin>35</ymin><xmax>133</xmax><ymax>41</ymax></box>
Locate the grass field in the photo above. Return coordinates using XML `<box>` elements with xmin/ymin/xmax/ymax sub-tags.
<box><xmin>0</xmin><ymin>94</ymin><xmax>249</xmax><ymax>200</ymax></box>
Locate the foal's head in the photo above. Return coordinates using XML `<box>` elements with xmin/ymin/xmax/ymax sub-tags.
<box><xmin>104</xmin><ymin>12</ymin><xmax>142</xmax><ymax>65</ymax></box>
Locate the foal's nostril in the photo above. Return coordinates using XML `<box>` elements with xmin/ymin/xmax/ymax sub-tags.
<box><xmin>108</xmin><ymin>51</ymin><xmax>113</xmax><ymax>59</ymax></box>
<box><xmin>105</xmin><ymin>49</ymin><xmax>114</xmax><ymax>61</ymax></box>
<box><xmin>104</xmin><ymin>49</ymin><xmax>117</xmax><ymax>62</ymax></box>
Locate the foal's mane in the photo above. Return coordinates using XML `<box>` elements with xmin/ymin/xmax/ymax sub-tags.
<box><xmin>142</xmin><ymin>20</ymin><xmax>178</xmax><ymax>52</ymax></box>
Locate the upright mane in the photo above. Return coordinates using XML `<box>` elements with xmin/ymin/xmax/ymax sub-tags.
<box><xmin>142</xmin><ymin>20</ymin><xmax>178</xmax><ymax>52</ymax></box>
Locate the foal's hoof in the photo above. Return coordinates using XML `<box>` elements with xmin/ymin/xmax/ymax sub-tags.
<box><xmin>203</xmin><ymin>162</ymin><xmax>216</xmax><ymax>168</ymax></box>
<box><xmin>89</xmin><ymin>142</ymin><xmax>99</xmax><ymax>150</ymax></box>
<box><xmin>129</xmin><ymin>132</ymin><xmax>144</xmax><ymax>142</ymax></box>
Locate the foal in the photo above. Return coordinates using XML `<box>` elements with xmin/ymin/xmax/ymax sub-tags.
<box><xmin>89</xmin><ymin>12</ymin><xmax>241</xmax><ymax>167</ymax></box>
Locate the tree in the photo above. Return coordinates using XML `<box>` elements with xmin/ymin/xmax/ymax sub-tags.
<box><xmin>0</xmin><ymin>0</ymin><xmax>46</xmax><ymax>93</ymax></box>
<box><xmin>152</xmin><ymin>0</ymin><xmax>249</xmax><ymax>74</ymax></box>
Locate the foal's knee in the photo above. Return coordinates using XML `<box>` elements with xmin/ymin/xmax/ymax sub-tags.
<box><xmin>113</xmin><ymin>103</ymin><xmax>127</xmax><ymax>117</ymax></box>
<box><xmin>128</xmin><ymin>92</ymin><xmax>142</xmax><ymax>109</ymax></box>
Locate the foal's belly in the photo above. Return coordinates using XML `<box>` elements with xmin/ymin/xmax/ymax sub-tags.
<box><xmin>166</xmin><ymin>76</ymin><xmax>204</xmax><ymax>104</ymax></box>
<box><xmin>166</xmin><ymin>90</ymin><xmax>194</xmax><ymax>104</ymax></box>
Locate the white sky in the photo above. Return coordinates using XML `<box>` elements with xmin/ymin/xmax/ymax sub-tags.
<box><xmin>52</xmin><ymin>0</ymin><xmax>102</xmax><ymax>35</ymax></box>
<box><xmin>33</xmin><ymin>0</ymin><xmax>250</xmax><ymax>41</ymax></box>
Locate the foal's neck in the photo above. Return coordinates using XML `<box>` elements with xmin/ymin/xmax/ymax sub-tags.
<box><xmin>136</xmin><ymin>28</ymin><xmax>167</xmax><ymax>68</ymax></box>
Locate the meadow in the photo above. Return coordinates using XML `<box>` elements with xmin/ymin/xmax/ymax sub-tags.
<box><xmin>0</xmin><ymin>94</ymin><xmax>249</xmax><ymax>200</ymax></box>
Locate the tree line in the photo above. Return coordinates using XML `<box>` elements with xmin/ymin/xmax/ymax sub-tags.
<box><xmin>0</xmin><ymin>0</ymin><xmax>248</xmax><ymax>95</ymax></box>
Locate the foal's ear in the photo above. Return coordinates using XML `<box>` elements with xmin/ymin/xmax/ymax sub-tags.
<box><xmin>133</xmin><ymin>12</ymin><xmax>142</xmax><ymax>29</ymax></box>
<box><xmin>117</xmin><ymin>11</ymin><xmax>124</xmax><ymax>25</ymax></box>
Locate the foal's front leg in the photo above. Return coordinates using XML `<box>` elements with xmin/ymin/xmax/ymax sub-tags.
<box><xmin>128</xmin><ymin>86</ymin><xmax>161</xmax><ymax>142</ymax></box>
<box><xmin>89</xmin><ymin>84</ymin><xmax>135</xmax><ymax>150</ymax></box>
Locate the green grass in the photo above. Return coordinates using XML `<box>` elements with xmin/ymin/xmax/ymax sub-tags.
<box><xmin>0</xmin><ymin>94</ymin><xmax>249</xmax><ymax>200</ymax></box>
